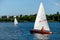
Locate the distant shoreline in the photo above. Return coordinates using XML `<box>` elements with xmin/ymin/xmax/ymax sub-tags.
<box><xmin>0</xmin><ymin>12</ymin><xmax>60</xmax><ymax>22</ymax></box>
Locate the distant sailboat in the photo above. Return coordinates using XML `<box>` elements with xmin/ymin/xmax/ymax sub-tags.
<box><xmin>30</xmin><ymin>2</ymin><xmax>52</xmax><ymax>34</ymax></box>
<box><xmin>14</xmin><ymin>17</ymin><xmax>18</xmax><ymax>25</ymax></box>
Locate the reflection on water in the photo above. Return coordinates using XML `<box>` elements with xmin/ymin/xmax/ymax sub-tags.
<box><xmin>34</xmin><ymin>34</ymin><xmax>50</xmax><ymax>40</ymax></box>
<box><xmin>14</xmin><ymin>24</ymin><xmax>17</xmax><ymax>26</ymax></box>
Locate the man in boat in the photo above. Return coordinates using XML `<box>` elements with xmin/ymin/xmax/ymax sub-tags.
<box><xmin>30</xmin><ymin>27</ymin><xmax>52</xmax><ymax>34</ymax></box>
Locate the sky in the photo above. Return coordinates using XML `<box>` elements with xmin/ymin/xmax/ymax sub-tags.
<box><xmin>0</xmin><ymin>0</ymin><xmax>60</xmax><ymax>16</ymax></box>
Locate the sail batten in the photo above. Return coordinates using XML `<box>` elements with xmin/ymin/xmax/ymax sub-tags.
<box><xmin>34</xmin><ymin>2</ymin><xmax>50</xmax><ymax>31</ymax></box>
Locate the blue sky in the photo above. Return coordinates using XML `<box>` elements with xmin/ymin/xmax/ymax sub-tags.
<box><xmin>0</xmin><ymin>0</ymin><xmax>60</xmax><ymax>16</ymax></box>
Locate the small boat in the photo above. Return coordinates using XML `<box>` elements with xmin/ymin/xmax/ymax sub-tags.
<box><xmin>30</xmin><ymin>2</ymin><xmax>52</xmax><ymax>34</ymax></box>
<box><xmin>14</xmin><ymin>16</ymin><xmax>18</xmax><ymax>25</ymax></box>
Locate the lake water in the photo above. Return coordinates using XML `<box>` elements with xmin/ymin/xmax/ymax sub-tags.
<box><xmin>0</xmin><ymin>22</ymin><xmax>60</xmax><ymax>40</ymax></box>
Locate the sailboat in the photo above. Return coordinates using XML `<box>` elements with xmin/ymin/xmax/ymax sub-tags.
<box><xmin>30</xmin><ymin>2</ymin><xmax>52</xmax><ymax>34</ymax></box>
<box><xmin>14</xmin><ymin>17</ymin><xmax>18</xmax><ymax>25</ymax></box>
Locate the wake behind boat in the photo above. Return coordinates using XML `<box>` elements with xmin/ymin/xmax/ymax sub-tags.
<box><xmin>30</xmin><ymin>2</ymin><xmax>52</xmax><ymax>34</ymax></box>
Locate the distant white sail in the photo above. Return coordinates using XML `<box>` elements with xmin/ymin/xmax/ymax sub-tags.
<box><xmin>34</xmin><ymin>2</ymin><xmax>50</xmax><ymax>31</ymax></box>
<box><xmin>14</xmin><ymin>18</ymin><xmax>18</xmax><ymax>25</ymax></box>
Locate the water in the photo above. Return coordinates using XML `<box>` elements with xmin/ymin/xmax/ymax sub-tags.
<box><xmin>0</xmin><ymin>22</ymin><xmax>60</xmax><ymax>40</ymax></box>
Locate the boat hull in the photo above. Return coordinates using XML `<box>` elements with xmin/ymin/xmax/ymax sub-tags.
<box><xmin>30</xmin><ymin>29</ymin><xmax>51</xmax><ymax>34</ymax></box>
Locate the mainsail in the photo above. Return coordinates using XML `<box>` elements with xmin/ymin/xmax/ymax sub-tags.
<box><xmin>14</xmin><ymin>17</ymin><xmax>18</xmax><ymax>25</ymax></box>
<box><xmin>34</xmin><ymin>2</ymin><xmax>50</xmax><ymax>31</ymax></box>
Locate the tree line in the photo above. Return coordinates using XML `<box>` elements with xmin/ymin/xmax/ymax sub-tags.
<box><xmin>0</xmin><ymin>12</ymin><xmax>60</xmax><ymax>22</ymax></box>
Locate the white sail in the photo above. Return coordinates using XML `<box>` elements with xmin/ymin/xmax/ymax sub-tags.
<box><xmin>14</xmin><ymin>18</ymin><xmax>18</xmax><ymax>25</ymax></box>
<box><xmin>34</xmin><ymin>2</ymin><xmax>50</xmax><ymax>31</ymax></box>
